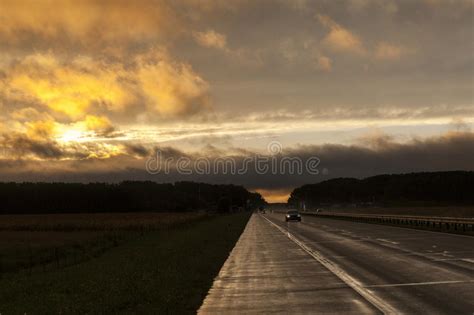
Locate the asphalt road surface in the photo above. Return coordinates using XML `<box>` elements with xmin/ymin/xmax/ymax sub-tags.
<box><xmin>199</xmin><ymin>212</ymin><xmax>474</xmax><ymax>314</ymax></box>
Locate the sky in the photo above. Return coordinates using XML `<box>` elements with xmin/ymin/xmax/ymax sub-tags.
<box><xmin>0</xmin><ymin>0</ymin><xmax>473</xmax><ymax>202</ymax></box>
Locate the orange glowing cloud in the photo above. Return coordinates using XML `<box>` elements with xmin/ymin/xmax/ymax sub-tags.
<box><xmin>1</xmin><ymin>47</ymin><xmax>211</xmax><ymax>160</ymax></box>
<box><xmin>0</xmin><ymin>0</ymin><xmax>181</xmax><ymax>47</ymax></box>
<box><xmin>317</xmin><ymin>14</ymin><xmax>365</xmax><ymax>55</ymax></box>
<box><xmin>6</xmin><ymin>53</ymin><xmax>132</xmax><ymax>120</ymax></box>
<box><xmin>24</xmin><ymin>120</ymin><xmax>57</xmax><ymax>140</ymax></box>
<box><xmin>3</xmin><ymin>51</ymin><xmax>211</xmax><ymax>122</ymax></box>
<box><xmin>374</xmin><ymin>42</ymin><xmax>410</xmax><ymax>61</ymax></box>
<box><xmin>193</xmin><ymin>30</ymin><xmax>228</xmax><ymax>50</ymax></box>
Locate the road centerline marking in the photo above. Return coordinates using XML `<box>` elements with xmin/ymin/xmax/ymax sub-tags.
<box><xmin>365</xmin><ymin>279</ymin><xmax>474</xmax><ymax>288</ymax></box>
<box><xmin>376</xmin><ymin>238</ymin><xmax>399</xmax><ymax>245</ymax></box>
<box><xmin>261</xmin><ymin>214</ymin><xmax>399</xmax><ymax>315</ymax></box>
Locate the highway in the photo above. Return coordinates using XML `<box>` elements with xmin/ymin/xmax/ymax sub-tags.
<box><xmin>199</xmin><ymin>212</ymin><xmax>474</xmax><ymax>314</ymax></box>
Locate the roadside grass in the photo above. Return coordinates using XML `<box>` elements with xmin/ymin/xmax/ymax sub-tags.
<box><xmin>0</xmin><ymin>231</ymin><xmax>105</xmax><ymax>273</ymax></box>
<box><xmin>0</xmin><ymin>212</ymin><xmax>251</xmax><ymax>314</ymax></box>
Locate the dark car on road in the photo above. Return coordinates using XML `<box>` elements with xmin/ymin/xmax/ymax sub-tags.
<box><xmin>285</xmin><ymin>210</ymin><xmax>301</xmax><ymax>222</ymax></box>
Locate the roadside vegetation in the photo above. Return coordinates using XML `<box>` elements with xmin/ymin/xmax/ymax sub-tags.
<box><xmin>289</xmin><ymin>171</ymin><xmax>474</xmax><ymax>214</ymax></box>
<box><xmin>0</xmin><ymin>212</ymin><xmax>251</xmax><ymax>314</ymax></box>
<box><xmin>0</xmin><ymin>181</ymin><xmax>265</xmax><ymax>214</ymax></box>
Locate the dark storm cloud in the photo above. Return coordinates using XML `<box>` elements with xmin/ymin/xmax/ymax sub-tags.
<box><xmin>1</xmin><ymin>131</ymin><xmax>473</xmax><ymax>194</ymax></box>
<box><xmin>0</xmin><ymin>133</ymin><xmax>65</xmax><ymax>159</ymax></box>
<box><xmin>124</xmin><ymin>143</ymin><xmax>150</xmax><ymax>158</ymax></box>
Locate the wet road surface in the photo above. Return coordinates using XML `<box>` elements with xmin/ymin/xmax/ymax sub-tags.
<box><xmin>199</xmin><ymin>213</ymin><xmax>474</xmax><ymax>314</ymax></box>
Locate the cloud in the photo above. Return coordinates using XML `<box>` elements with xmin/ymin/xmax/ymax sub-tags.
<box><xmin>374</xmin><ymin>42</ymin><xmax>408</xmax><ymax>60</ymax></box>
<box><xmin>0</xmin><ymin>133</ymin><xmax>64</xmax><ymax>159</ymax></box>
<box><xmin>0</xmin><ymin>126</ymin><xmax>127</xmax><ymax>160</ymax></box>
<box><xmin>193</xmin><ymin>30</ymin><xmax>228</xmax><ymax>50</ymax></box>
<box><xmin>355</xmin><ymin>129</ymin><xmax>396</xmax><ymax>150</ymax></box>
<box><xmin>241</xmin><ymin>104</ymin><xmax>474</xmax><ymax>122</ymax></box>
<box><xmin>124</xmin><ymin>144</ymin><xmax>150</xmax><ymax>158</ymax></box>
<box><xmin>315</xmin><ymin>55</ymin><xmax>332</xmax><ymax>72</ymax></box>
<box><xmin>0</xmin><ymin>117</ymin><xmax>65</xmax><ymax>160</ymax></box>
<box><xmin>82</xmin><ymin>115</ymin><xmax>115</xmax><ymax>136</ymax></box>
<box><xmin>0</xmin><ymin>1</ymin><xmax>217</xmax><ymax>133</ymax></box>
<box><xmin>2</xmin><ymin>50</ymin><xmax>211</xmax><ymax>123</ymax></box>
<box><xmin>316</xmin><ymin>14</ymin><xmax>413</xmax><ymax>62</ymax></box>
<box><xmin>317</xmin><ymin>14</ymin><xmax>365</xmax><ymax>55</ymax></box>
<box><xmin>449</xmin><ymin>118</ymin><xmax>472</xmax><ymax>132</ymax></box>
<box><xmin>4</xmin><ymin>53</ymin><xmax>133</xmax><ymax>120</ymax></box>
<box><xmin>24</xmin><ymin>119</ymin><xmax>57</xmax><ymax>141</ymax></box>
<box><xmin>10</xmin><ymin>107</ymin><xmax>51</xmax><ymax>122</ymax></box>
<box><xmin>0</xmin><ymin>48</ymin><xmax>212</xmax><ymax>161</ymax></box>
<box><xmin>136</xmin><ymin>50</ymin><xmax>211</xmax><ymax>117</ymax></box>
<box><xmin>347</xmin><ymin>0</ymin><xmax>371</xmax><ymax>12</ymax></box>
<box><xmin>0</xmin><ymin>0</ymin><xmax>182</xmax><ymax>49</ymax></box>
<box><xmin>285</xmin><ymin>131</ymin><xmax>474</xmax><ymax>181</ymax></box>
<box><xmin>279</xmin><ymin>38</ymin><xmax>300</xmax><ymax>63</ymax></box>
<box><xmin>281</xmin><ymin>0</ymin><xmax>309</xmax><ymax>11</ymax></box>
<box><xmin>422</xmin><ymin>0</ymin><xmax>472</xmax><ymax>9</ymax></box>
<box><xmin>1</xmin><ymin>131</ymin><xmax>473</xmax><ymax>192</ymax></box>
<box><xmin>346</xmin><ymin>0</ymin><xmax>399</xmax><ymax>15</ymax></box>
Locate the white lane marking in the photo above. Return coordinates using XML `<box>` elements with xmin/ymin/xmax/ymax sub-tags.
<box><xmin>299</xmin><ymin>215</ymin><xmax>474</xmax><ymax>266</ymax></box>
<box><xmin>433</xmin><ymin>258</ymin><xmax>474</xmax><ymax>262</ymax></box>
<box><xmin>365</xmin><ymin>279</ymin><xmax>474</xmax><ymax>288</ymax></box>
<box><xmin>261</xmin><ymin>215</ymin><xmax>399</xmax><ymax>315</ymax></box>
<box><xmin>278</xmin><ymin>214</ymin><xmax>473</xmax><ymax>267</ymax></box>
<box><xmin>441</xmin><ymin>251</ymin><xmax>453</xmax><ymax>258</ymax></box>
<box><xmin>376</xmin><ymin>238</ymin><xmax>399</xmax><ymax>245</ymax></box>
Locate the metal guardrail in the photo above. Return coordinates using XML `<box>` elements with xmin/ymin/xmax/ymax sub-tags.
<box><xmin>302</xmin><ymin>212</ymin><xmax>474</xmax><ymax>233</ymax></box>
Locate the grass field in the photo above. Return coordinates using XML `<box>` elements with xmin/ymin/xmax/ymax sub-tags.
<box><xmin>0</xmin><ymin>212</ymin><xmax>205</xmax><ymax>231</ymax></box>
<box><xmin>0</xmin><ymin>212</ymin><xmax>251</xmax><ymax>314</ymax></box>
<box><xmin>0</xmin><ymin>230</ymin><xmax>104</xmax><ymax>273</ymax></box>
<box><xmin>0</xmin><ymin>212</ymin><xmax>206</xmax><ymax>274</ymax></box>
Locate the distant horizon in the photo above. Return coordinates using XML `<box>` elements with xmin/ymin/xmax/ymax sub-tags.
<box><xmin>2</xmin><ymin>169</ymin><xmax>472</xmax><ymax>203</ymax></box>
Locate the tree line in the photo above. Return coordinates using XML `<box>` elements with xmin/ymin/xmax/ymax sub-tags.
<box><xmin>0</xmin><ymin>181</ymin><xmax>265</xmax><ymax>214</ymax></box>
<box><xmin>288</xmin><ymin>171</ymin><xmax>474</xmax><ymax>208</ymax></box>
